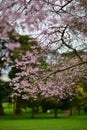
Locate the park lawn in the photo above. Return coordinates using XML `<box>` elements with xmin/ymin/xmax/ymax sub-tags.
<box><xmin>0</xmin><ymin>115</ymin><xmax>87</xmax><ymax>130</ymax></box>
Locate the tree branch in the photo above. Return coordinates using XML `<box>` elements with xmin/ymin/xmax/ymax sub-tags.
<box><xmin>46</xmin><ymin>61</ymin><xmax>87</xmax><ymax>79</ymax></box>
<box><xmin>61</xmin><ymin>25</ymin><xmax>83</xmax><ymax>62</ymax></box>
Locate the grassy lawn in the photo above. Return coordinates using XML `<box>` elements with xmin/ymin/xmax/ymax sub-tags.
<box><xmin>0</xmin><ymin>115</ymin><xmax>87</xmax><ymax>130</ymax></box>
<box><xmin>0</xmin><ymin>103</ymin><xmax>87</xmax><ymax>130</ymax></box>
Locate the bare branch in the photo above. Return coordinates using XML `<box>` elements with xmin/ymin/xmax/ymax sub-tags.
<box><xmin>45</xmin><ymin>61</ymin><xmax>87</xmax><ymax>79</ymax></box>
<box><xmin>61</xmin><ymin>25</ymin><xmax>83</xmax><ymax>61</ymax></box>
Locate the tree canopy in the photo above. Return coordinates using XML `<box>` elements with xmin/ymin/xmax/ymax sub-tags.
<box><xmin>0</xmin><ymin>0</ymin><xmax>87</xmax><ymax>103</ymax></box>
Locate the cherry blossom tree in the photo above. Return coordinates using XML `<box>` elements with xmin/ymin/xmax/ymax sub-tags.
<box><xmin>0</xmin><ymin>0</ymin><xmax>87</xmax><ymax>50</ymax></box>
<box><xmin>10</xmin><ymin>47</ymin><xmax>87</xmax><ymax>117</ymax></box>
<box><xmin>0</xmin><ymin>0</ymin><xmax>87</xmax><ymax>71</ymax></box>
<box><xmin>0</xmin><ymin>1</ymin><xmax>87</xmax><ymax>88</ymax></box>
<box><xmin>0</xmin><ymin>0</ymin><xmax>87</xmax><ymax>118</ymax></box>
<box><xmin>0</xmin><ymin>0</ymin><xmax>87</xmax><ymax>60</ymax></box>
<box><xmin>1</xmin><ymin>0</ymin><xmax>86</xmax><ymax>65</ymax></box>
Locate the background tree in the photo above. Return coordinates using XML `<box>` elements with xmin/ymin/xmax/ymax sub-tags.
<box><xmin>0</xmin><ymin>81</ymin><xmax>12</xmax><ymax>115</ymax></box>
<box><xmin>10</xmin><ymin>50</ymin><xmax>87</xmax><ymax>118</ymax></box>
<box><xmin>0</xmin><ymin>0</ymin><xmax>87</xmax><ymax>71</ymax></box>
<box><xmin>0</xmin><ymin>38</ymin><xmax>12</xmax><ymax>115</ymax></box>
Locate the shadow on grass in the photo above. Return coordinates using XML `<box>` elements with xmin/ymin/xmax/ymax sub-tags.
<box><xmin>0</xmin><ymin>110</ymin><xmax>87</xmax><ymax>120</ymax></box>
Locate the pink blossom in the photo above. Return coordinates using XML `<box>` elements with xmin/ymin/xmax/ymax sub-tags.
<box><xmin>50</xmin><ymin>18</ymin><xmax>58</xmax><ymax>24</ymax></box>
<box><xmin>61</xmin><ymin>14</ymin><xmax>71</xmax><ymax>24</ymax></box>
<box><xmin>8</xmin><ymin>42</ymin><xmax>20</xmax><ymax>50</ymax></box>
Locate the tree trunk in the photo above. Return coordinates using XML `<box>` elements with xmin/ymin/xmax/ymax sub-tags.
<box><xmin>15</xmin><ymin>103</ymin><xmax>22</xmax><ymax>115</ymax></box>
<box><xmin>54</xmin><ymin>108</ymin><xmax>57</xmax><ymax>118</ymax></box>
<box><xmin>15</xmin><ymin>100</ymin><xmax>22</xmax><ymax>115</ymax></box>
<box><xmin>69</xmin><ymin>107</ymin><xmax>73</xmax><ymax>116</ymax></box>
<box><xmin>35</xmin><ymin>106</ymin><xmax>39</xmax><ymax>114</ymax></box>
<box><xmin>0</xmin><ymin>101</ymin><xmax>5</xmax><ymax>115</ymax></box>
<box><xmin>42</xmin><ymin>106</ymin><xmax>48</xmax><ymax>113</ymax></box>
<box><xmin>31</xmin><ymin>106</ymin><xmax>35</xmax><ymax>119</ymax></box>
<box><xmin>77</xmin><ymin>107</ymin><xmax>81</xmax><ymax>115</ymax></box>
<box><xmin>13</xmin><ymin>99</ymin><xmax>21</xmax><ymax>119</ymax></box>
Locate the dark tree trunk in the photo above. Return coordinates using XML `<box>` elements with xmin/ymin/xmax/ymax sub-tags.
<box><xmin>77</xmin><ymin>107</ymin><xmax>81</xmax><ymax>115</ymax></box>
<box><xmin>54</xmin><ymin>108</ymin><xmax>57</xmax><ymax>118</ymax></box>
<box><xmin>42</xmin><ymin>106</ymin><xmax>48</xmax><ymax>113</ymax></box>
<box><xmin>12</xmin><ymin>99</ymin><xmax>22</xmax><ymax>119</ymax></box>
<box><xmin>35</xmin><ymin>106</ymin><xmax>39</xmax><ymax>114</ymax></box>
<box><xmin>31</xmin><ymin>106</ymin><xmax>35</xmax><ymax>119</ymax></box>
<box><xmin>69</xmin><ymin>107</ymin><xmax>73</xmax><ymax>116</ymax></box>
<box><xmin>0</xmin><ymin>101</ymin><xmax>5</xmax><ymax>115</ymax></box>
<box><xmin>15</xmin><ymin>100</ymin><xmax>22</xmax><ymax>115</ymax></box>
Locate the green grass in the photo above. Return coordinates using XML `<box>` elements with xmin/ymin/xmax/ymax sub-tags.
<box><xmin>0</xmin><ymin>103</ymin><xmax>87</xmax><ymax>130</ymax></box>
<box><xmin>0</xmin><ymin>115</ymin><xmax>87</xmax><ymax>130</ymax></box>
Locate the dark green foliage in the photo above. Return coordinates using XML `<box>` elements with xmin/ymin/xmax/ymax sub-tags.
<box><xmin>40</xmin><ymin>98</ymin><xmax>61</xmax><ymax>113</ymax></box>
<box><xmin>60</xmin><ymin>97</ymin><xmax>71</xmax><ymax>110</ymax></box>
<box><xmin>38</xmin><ymin>57</ymin><xmax>48</xmax><ymax>69</ymax></box>
<box><xmin>84</xmin><ymin>105</ymin><xmax>87</xmax><ymax>113</ymax></box>
<box><xmin>9</xmin><ymin>67</ymin><xmax>21</xmax><ymax>79</ymax></box>
<box><xmin>0</xmin><ymin>81</ymin><xmax>12</xmax><ymax>102</ymax></box>
<box><xmin>0</xmin><ymin>81</ymin><xmax>12</xmax><ymax>115</ymax></box>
